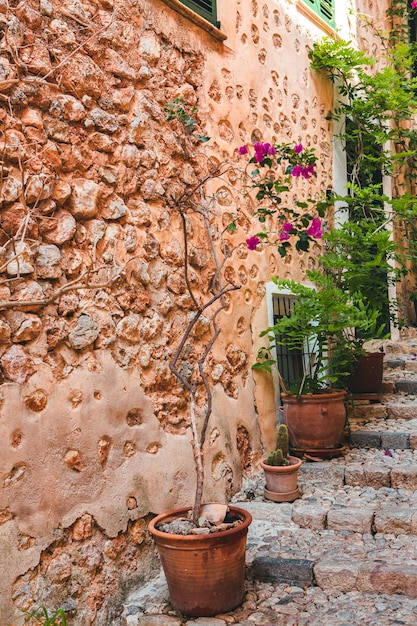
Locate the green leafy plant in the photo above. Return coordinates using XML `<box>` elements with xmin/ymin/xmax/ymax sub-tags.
<box><xmin>320</xmin><ymin>220</ymin><xmax>404</xmax><ymax>335</ymax></box>
<box><xmin>22</xmin><ymin>606</ymin><xmax>67</xmax><ymax>625</ymax></box>
<box><xmin>304</xmin><ymin>1</ymin><xmax>417</xmax><ymax>337</ymax></box>
<box><xmin>265</xmin><ymin>424</ymin><xmax>291</xmax><ymax>466</ymax></box>
<box><xmin>253</xmin><ymin>274</ymin><xmax>377</xmax><ymax>396</ymax></box>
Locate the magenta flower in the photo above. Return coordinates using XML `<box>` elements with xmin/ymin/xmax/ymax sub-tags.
<box><xmin>291</xmin><ymin>165</ymin><xmax>303</xmax><ymax>177</ymax></box>
<box><xmin>239</xmin><ymin>145</ymin><xmax>248</xmax><ymax>155</ymax></box>
<box><xmin>307</xmin><ymin>218</ymin><xmax>323</xmax><ymax>239</ymax></box>
<box><xmin>283</xmin><ymin>222</ymin><xmax>293</xmax><ymax>233</ymax></box>
<box><xmin>279</xmin><ymin>232</ymin><xmax>290</xmax><ymax>241</ymax></box>
<box><xmin>253</xmin><ymin>142</ymin><xmax>276</xmax><ymax>162</ymax></box>
<box><xmin>292</xmin><ymin>164</ymin><xmax>315</xmax><ymax>179</ymax></box>
<box><xmin>294</xmin><ymin>144</ymin><xmax>303</xmax><ymax>154</ymax></box>
<box><xmin>246</xmin><ymin>236</ymin><xmax>260</xmax><ymax>250</ymax></box>
<box><xmin>411</xmin><ymin>1</ymin><xmax>417</xmax><ymax>8</ymax></box>
<box><xmin>306</xmin><ymin>163</ymin><xmax>315</xmax><ymax>177</ymax></box>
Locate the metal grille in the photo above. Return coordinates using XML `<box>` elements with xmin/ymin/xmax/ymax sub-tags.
<box><xmin>272</xmin><ymin>293</ymin><xmax>314</xmax><ymax>390</ymax></box>
<box><xmin>303</xmin><ymin>0</ymin><xmax>335</xmax><ymax>28</ymax></box>
<box><xmin>180</xmin><ymin>0</ymin><xmax>218</xmax><ymax>25</ymax></box>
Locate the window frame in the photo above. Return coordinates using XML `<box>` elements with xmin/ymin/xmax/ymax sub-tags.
<box><xmin>160</xmin><ymin>0</ymin><xmax>225</xmax><ymax>40</ymax></box>
<box><xmin>298</xmin><ymin>0</ymin><xmax>335</xmax><ymax>31</ymax></box>
<box><xmin>179</xmin><ymin>0</ymin><xmax>218</xmax><ymax>27</ymax></box>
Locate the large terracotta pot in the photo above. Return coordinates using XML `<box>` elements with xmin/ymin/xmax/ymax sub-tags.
<box><xmin>261</xmin><ymin>456</ymin><xmax>301</xmax><ymax>502</ymax></box>
<box><xmin>148</xmin><ymin>506</ymin><xmax>252</xmax><ymax>617</ymax></box>
<box><xmin>281</xmin><ymin>389</ymin><xmax>347</xmax><ymax>451</ymax></box>
<box><xmin>347</xmin><ymin>351</ymin><xmax>384</xmax><ymax>394</ymax></box>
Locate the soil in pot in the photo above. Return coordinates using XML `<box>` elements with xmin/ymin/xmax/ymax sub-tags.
<box><xmin>148</xmin><ymin>506</ymin><xmax>252</xmax><ymax>617</ymax></box>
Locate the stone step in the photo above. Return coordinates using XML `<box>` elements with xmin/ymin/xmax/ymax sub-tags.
<box><xmin>348</xmin><ymin>427</ymin><xmax>417</xmax><ymax>449</ymax></box>
<box><xmin>240</xmin><ymin>500</ymin><xmax>417</xmax><ymax>599</ymax></box>
<box><xmin>395</xmin><ymin>380</ymin><xmax>417</xmax><ymax>395</ymax></box>
<box><xmin>122</xmin><ymin>452</ymin><xmax>417</xmax><ymax>625</ymax></box>
<box><xmin>299</xmin><ymin>453</ymin><xmax>417</xmax><ymax>491</ymax></box>
<box><xmin>250</xmin><ymin>553</ymin><xmax>417</xmax><ymax>601</ymax></box>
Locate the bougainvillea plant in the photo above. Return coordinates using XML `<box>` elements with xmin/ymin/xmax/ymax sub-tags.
<box><xmin>239</xmin><ymin>141</ymin><xmax>329</xmax><ymax>257</ymax></box>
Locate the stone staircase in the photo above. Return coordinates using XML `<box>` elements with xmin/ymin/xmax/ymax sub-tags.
<box><xmin>120</xmin><ymin>336</ymin><xmax>417</xmax><ymax>626</ymax></box>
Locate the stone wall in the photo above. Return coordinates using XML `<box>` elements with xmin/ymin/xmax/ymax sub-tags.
<box><xmin>0</xmin><ymin>0</ymin><xmax>387</xmax><ymax>623</ymax></box>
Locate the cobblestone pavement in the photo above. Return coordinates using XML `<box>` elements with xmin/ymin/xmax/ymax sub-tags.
<box><xmin>121</xmin><ymin>450</ymin><xmax>417</xmax><ymax>626</ymax></box>
<box><xmin>121</xmin><ymin>346</ymin><xmax>417</xmax><ymax>626</ymax></box>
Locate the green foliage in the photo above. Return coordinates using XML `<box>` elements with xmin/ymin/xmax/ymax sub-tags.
<box><xmin>309</xmin><ymin>38</ymin><xmax>374</xmax><ymax>83</ymax></box>
<box><xmin>22</xmin><ymin>606</ymin><xmax>67</xmax><ymax>625</ymax></box>
<box><xmin>254</xmin><ymin>274</ymin><xmax>377</xmax><ymax>395</ymax></box>
<box><xmin>164</xmin><ymin>97</ymin><xmax>210</xmax><ymax>142</ymax></box>
<box><xmin>320</xmin><ymin>220</ymin><xmax>405</xmax><ymax>335</ymax></box>
<box><xmin>310</xmin><ymin>28</ymin><xmax>417</xmax><ymax>207</ymax></box>
<box><xmin>310</xmin><ymin>10</ymin><xmax>417</xmax><ymax>318</ymax></box>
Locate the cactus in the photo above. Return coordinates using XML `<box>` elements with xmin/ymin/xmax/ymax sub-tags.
<box><xmin>265</xmin><ymin>424</ymin><xmax>291</xmax><ymax>466</ymax></box>
<box><xmin>276</xmin><ymin>424</ymin><xmax>289</xmax><ymax>459</ymax></box>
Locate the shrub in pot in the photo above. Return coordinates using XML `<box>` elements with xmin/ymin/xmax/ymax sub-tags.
<box><xmin>147</xmin><ymin>100</ymin><xmax>252</xmax><ymax>616</ymax></box>
<box><xmin>254</xmin><ymin>273</ymin><xmax>378</xmax><ymax>453</ymax></box>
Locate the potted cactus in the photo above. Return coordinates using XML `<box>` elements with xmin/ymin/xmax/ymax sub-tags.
<box><xmin>260</xmin><ymin>424</ymin><xmax>302</xmax><ymax>502</ymax></box>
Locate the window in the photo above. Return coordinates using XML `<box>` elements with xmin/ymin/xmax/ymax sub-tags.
<box><xmin>301</xmin><ymin>0</ymin><xmax>335</xmax><ymax>29</ymax></box>
<box><xmin>179</xmin><ymin>0</ymin><xmax>218</xmax><ymax>26</ymax></box>
<box><xmin>270</xmin><ymin>292</ymin><xmax>315</xmax><ymax>393</ymax></box>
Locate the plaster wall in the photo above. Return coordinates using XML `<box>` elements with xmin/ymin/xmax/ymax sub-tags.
<box><xmin>0</xmin><ymin>0</ymin><xmax>388</xmax><ymax>622</ymax></box>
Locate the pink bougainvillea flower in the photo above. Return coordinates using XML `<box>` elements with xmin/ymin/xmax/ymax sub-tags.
<box><xmin>246</xmin><ymin>236</ymin><xmax>260</xmax><ymax>250</ymax></box>
<box><xmin>279</xmin><ymin>232</ymin><xmax>290</xmax><ymax>241</ymax></box>
<box><xmin>307</xmin><ymin>218</ymin><xmax>323</xmax><ymax>238</ymax></box>
<box><xmin>239</xmin><ymin>145</ymin><xmax>248</xmax><ymax>155</ymax></box>
<box><xmin>291</xmin><ymin>165</ymin><xmax>303</xmax><ymax>177</ymax></box>
<box><xmin>292</xmin><ymin>164</ymin><xmax>315</xmax><ymax>179</ymax></box>
<box><xmin>411</xmin><ymin>1</ymin><xmax>417</xmax><ymax>8</ymax></box>
<box><xmin>253</xmin><ymin>142</ymin><xmax>276</xmax><ymax>162</ymax></box>
<box><xmin>282</xmin><ymin>222</ymin><xmax>293</xmax><ymax>232</ymax></box>
<box><xmin>294</xmin><ymin>143</ymin><xmax>304</xmax><ymax>154</ymax></box>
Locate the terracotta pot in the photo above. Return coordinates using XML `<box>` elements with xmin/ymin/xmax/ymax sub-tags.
<box><xmin>148</xmin><ymin>506</ymin><xmax>252</xmax><ymax>617</ymax></box>
<box><xmin>261</xmin><ymin>456</ymin><xmax>301</xmax><ymax>502</ymax></box>
<box><xmin>347</xmin><ymin>351</ymin><xmax>384</xmax><ymax>394</ymax></box>
<box><xmin>282</xmin><ymin>389</ymin><xmax>347</xmax><ymax>451</ymax></box>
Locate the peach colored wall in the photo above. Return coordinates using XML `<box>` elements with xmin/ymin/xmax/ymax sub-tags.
<box><xmin>0</xmin><ymin>0</ymin><xmax>388</xmax><ymax>622</ymax></box>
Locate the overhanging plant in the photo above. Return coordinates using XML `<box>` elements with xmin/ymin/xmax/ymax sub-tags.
<box><xmin>309</xmin><ymin>2</ymin><xmax>417</xmax><ymax>327</ymax></box>
<box><xmin>239</xmin><ymin>140</ymin><xmax>328</xmax><ymax>257</ymax></box>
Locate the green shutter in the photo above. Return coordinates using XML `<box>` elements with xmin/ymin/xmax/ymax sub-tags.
<box><xmin>303</xmin><ymin>0</ymin><xmax>335</xmax><ymax>28</ymax></box>
<box><xmin>180</xmin><ymin>0</ymin><xmax>218</xmax><ymax>26</ymax></box>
